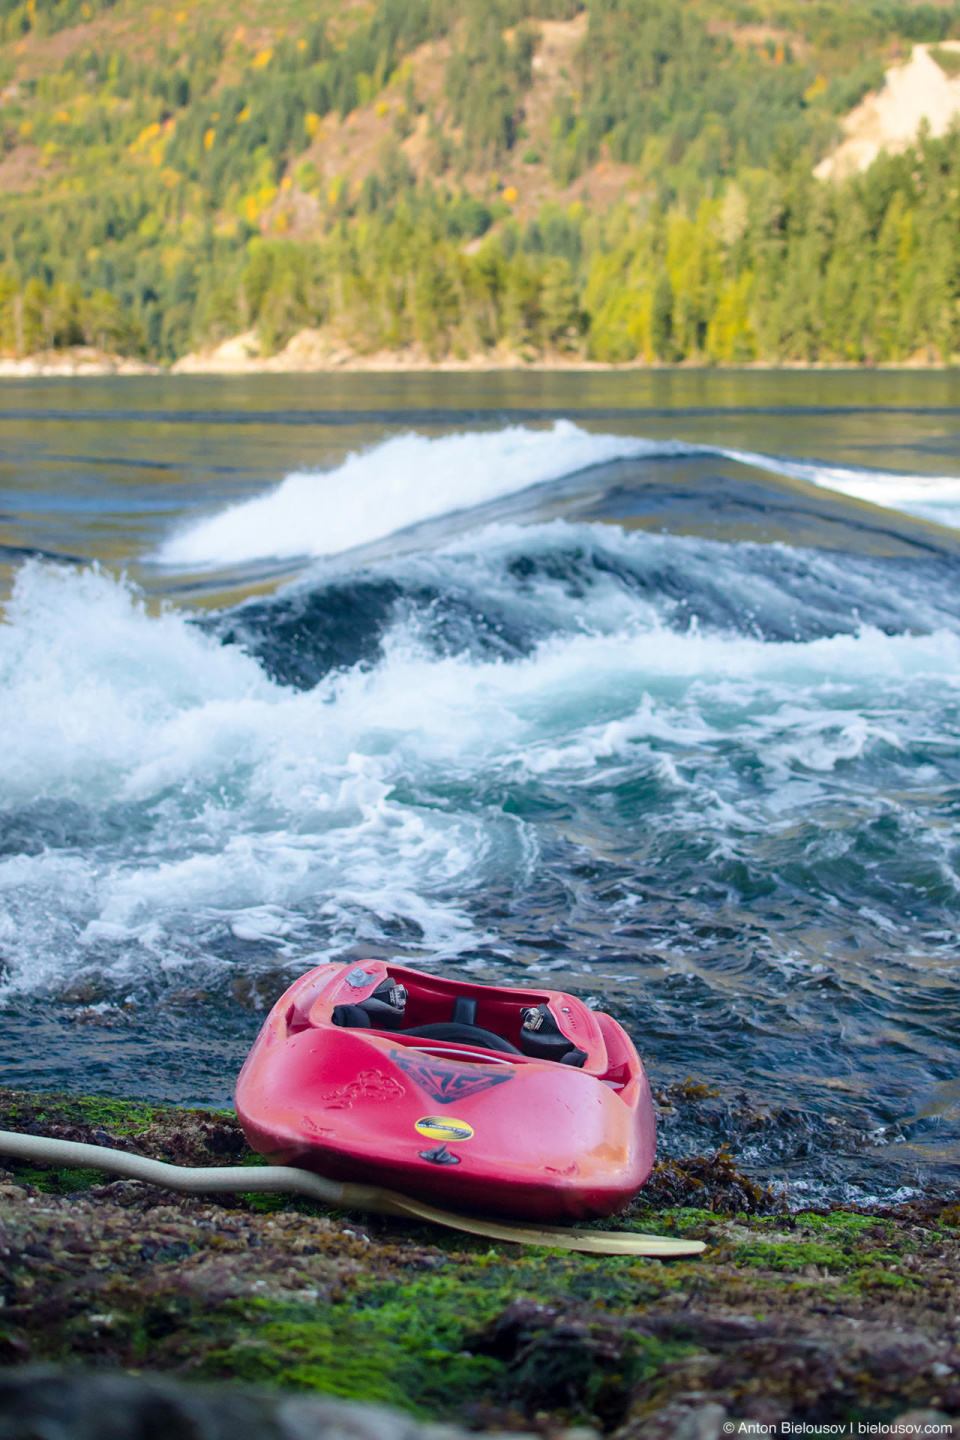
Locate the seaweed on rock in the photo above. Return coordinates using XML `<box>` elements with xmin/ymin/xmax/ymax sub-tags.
<box><xmin>0</xmin><ymin>1089</ymin><xmax>957</xmax><ymax>1433</ymax></box>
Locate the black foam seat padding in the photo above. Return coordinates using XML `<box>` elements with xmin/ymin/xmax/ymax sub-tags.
<box><xmin>519</xmin><ymin>1030</ymin><xmax>579</xmax><ymax>1061</ymax></box>
<box><xmin>332</xmin><ymin>1003</ymin><xmax>372</xmax><ymax>1028</ymax></box>
<box><xmin>451</xmin><ymin>996</ymin><xmax>478</xmax><ymax>1026</ymax></box>
<box><xmin>400</xmin><ymin>1022</ymin><xmax>521</xmax><ymax>1054</ymax></box>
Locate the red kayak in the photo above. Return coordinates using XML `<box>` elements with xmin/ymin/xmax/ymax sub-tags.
<box><xmin>236</xmin><ymin>960</ymin><xmax>657</xmax><ymax>1223</ymax></box>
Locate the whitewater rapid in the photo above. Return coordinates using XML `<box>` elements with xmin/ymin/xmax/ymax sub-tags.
<box><xmin>4</xmin><ymin>401</ymin><xmax>960</xmax><ymax>1190</ymax></box>
<box><xmin>157</xmin><ymin>421</ymin><xmax>960</xmax><ymax>567</ymax></box>
<box><xmin>3</xmin><ymin>541</ymin><xmax>960</xmax><ymax>1008</ymax></box>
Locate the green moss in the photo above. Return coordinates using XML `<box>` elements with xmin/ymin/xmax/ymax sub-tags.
<box><xmin>185</xmin><ymin>1249</ymin><xmax>697</xmax><ymax>1419</ymax></box>
<box><xmin>196</xmin><ymin>1277</ymin><xmax>509</xmax><ymax>1414</ymax></box>
<box><xmin>793</xmin><ymin>1211</ymin><xmax>892</xmax><ymax>1239</ymax></box>
<box><xmin>240</xmin><ymin>1193</ymin><xmax>289</xmax><ymax>1213</ymax></box>
<box><xmin>6</xmin><ymin>1084</ymin><xmax>960</xmax><ymax>1427</ymax></box>
<box><xmin>201</xmin><ymin>1302</ymin><xmax>430</xmax><ymax>1408</ymax></box>
<box><xmin>853</xmin><ymin>1270</ymin><xmax>924</xmax><ymax>1291</ymax></box>
<box><xmin>195</xmin><ymin>1268</ymin><xmax>693</xmax><ymax>1423</ymax></box>
<box><xmin>0</xmin><ymin>1091</ymin><xmax>175</xmax><ymax>1136</ymax></box>
<box><xmin>734</xmin><ymin>1239</ymin><xmax>856</xmax><ymax>1272</ymax></box>
<box><xmin>855</xmin><ymin>1248</ymin><xmax>905</xmax><ymax>1267</ymax></box>
<box><xmin>8</xmin><ymin>1163</ymin><xmax>108</xmax><ymax>1194</ymax></box>
<box><xmin>732</xmin><ymin>1227</ymin><xmax>905</xmax><ymax>1276</ymax></box>
<box><xmin>627</xmin><ymin>1206</ymin><xmax>721</xmax><ymax>1235</ymax></box>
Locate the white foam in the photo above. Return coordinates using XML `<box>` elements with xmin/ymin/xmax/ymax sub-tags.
<box><xmin>2</xmin><ymin>556</ymin><xmax>959</xmax><ymax>999</ymax></box>
<box><xmin>716</xmin><ymin>446</ymin><xmax>960</xmax><ymax>528</ymax></box>
<box><xmin>155</xmin><ymin>419</ymin><xmax>960</xmax><ymax>571</ymax></box>
<box><xmin>0</xmin><ymin>564</ymin><xmax>513</xmax><ymax>995</ymax></box>
<box><xmin>0</xmin><ymin>561</ymin><xmax>273</xmax><ymax>804</ymax></box>
<box><xmin>157</xmin><ymin>421</ymin><xmax>663</xmax><ymax>567</ymax></box>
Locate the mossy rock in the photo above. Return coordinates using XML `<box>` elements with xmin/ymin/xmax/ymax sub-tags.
<box><xmin>2</xmin><ymin>1088</ymin><xmax>959</xmax><ymax>1429</ymax></box>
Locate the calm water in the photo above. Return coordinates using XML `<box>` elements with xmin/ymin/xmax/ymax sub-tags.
<box><xmin>2</xmin><ymin>369</ymin><xmax>960</xmax><ymax>1205</ymax></box>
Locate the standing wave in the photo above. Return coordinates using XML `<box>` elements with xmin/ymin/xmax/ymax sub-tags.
<box><xmin>156</xmin><ymin>422</ymin><xmax>960</xmax><ymax>569</ymax></box>
<box><xmin>157</xmin><ymin>422</ymin><xmax>667</xmax><ymax>566</ymax></box>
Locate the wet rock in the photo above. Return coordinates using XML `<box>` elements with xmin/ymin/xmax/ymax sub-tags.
<box><xmin>0</xmin><ymin>1371</ymin><xmax>594</xmax><ymax>1440</ymax></box>
<box><xmin>0</xmin><ymin>1087</ymin><xmax>249</xmax><ymax>1174</ymax></box>
<box><xmin>0</xmin><ymin>1367</ymin><xmax>278</xmax><ymax>1439</ymax></box>
<box><xmin>469</xmin><ymin>1299</ymin><xmax>562</xmax><ymax>1359</ymax></box>
<box><xmin>890</xmin><ymin>1414</ymin><xmax>955</xmax><ymax>1438</ymax></box>
<box><xmin>3</xmin><ymin>1087</ymin><xmax>960</xmax><ymax>1432</ymax></box>
<box><xmin>615</xmin><ymin>1400</ymin><xmax>727</xmax><ymax>1440</ymax></box>
<box><xmin>279</xmin><ymin>1397</ymin><xmax>454</xmax><ymax>1440</ymax></box>
<box><xmin>642</xmin><ymin>1313</ymin><xmax>775</xmax><ymax>1348</ymax></box>
<box><xmin>469</xmin><ymin>1300</ymin><xmax>639</xmax><ymax>1428</ymax></box>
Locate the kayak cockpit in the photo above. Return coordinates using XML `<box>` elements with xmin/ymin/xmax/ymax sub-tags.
<box><xmin>328</xmin><ymin>978</ymin><xmax>588</xmax><ymax>1066</ymax></box>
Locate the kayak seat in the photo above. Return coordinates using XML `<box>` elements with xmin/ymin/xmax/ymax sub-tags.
<box><xmin>399</xmin><ymin>1022</ymin><xmax>521</xmax><ymax>1054</ymax></box>
<box><xmin>396</xmin><ymin>996</ymin><xmax>520</xmax><ymax>1053</ymax></box>
<box><xmin>331</xmin><ymin>990</ymin><xmax>584</xmax><ymax>1065</ymax></box>
<box><xmin>332</xmin><ymin>993</ymin><xmax>521</xmax><ymax>1054</ymax></box>
<box><xmin>397</xmin><ymin>996</ymin><xmax>521</xmax><ymax>1054</ymax></box>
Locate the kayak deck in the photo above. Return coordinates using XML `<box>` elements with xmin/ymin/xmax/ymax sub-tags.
<box><xmin>236</xmin><ymin>960</ymin><xmax>658</xmax><ymax>1223</ymax></box>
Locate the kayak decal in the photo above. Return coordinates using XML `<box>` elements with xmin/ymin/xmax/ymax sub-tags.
<box><xmin>389</xmin><ymin>1049</ymin><xmax>514</xmax><ymax>1104</ymax></box>
<box><xmin>415</xmin><ymin>1116</ymin><xmax>474</xmax><ymax>1143</ymax></box>
<box><xmin>321</xmin><ymin>1069</ymin><xmax>406</xmax><ymax>1109</ymax></box>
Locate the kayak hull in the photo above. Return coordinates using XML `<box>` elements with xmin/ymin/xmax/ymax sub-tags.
<box><xmin>235</xmin><ymin>961</ymin><xmax>657</xmax><ymax>1223</ymax></box>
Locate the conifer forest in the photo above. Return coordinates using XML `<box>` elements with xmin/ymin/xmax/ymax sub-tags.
<box><xmin>2</xmin><ymin>0</ymin><xmax>960</xmax><ymax>365</ymax></box>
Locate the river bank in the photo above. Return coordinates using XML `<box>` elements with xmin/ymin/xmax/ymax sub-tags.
<box><xmin>0</xmin><ymin>338</ymin><xmax>952</xmax><ymax>377</ymax></box>
<box><xmin>1</xmin><ymin>1087</ymin><xmax>958</xmax><ymax>1436</ymax></box>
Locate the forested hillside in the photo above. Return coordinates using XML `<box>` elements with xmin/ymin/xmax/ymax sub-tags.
<box><xmin>2</xmin><ymin>0</ymin><xmax>960</xmax><ymax>365</ymax></box>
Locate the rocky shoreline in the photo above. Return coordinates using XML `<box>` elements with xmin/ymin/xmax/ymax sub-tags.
<box><xmin>0</xmin><ymin>1087</ymin><xmax>958</xmax><ymax>1437</ymax></box>
<box><xmin>0</xmin><ymin>348</ymin><xmax>161</xmax><ymax>377</ymax></box>
<box><xmin>0</xmin><ymin>341</ymin><xmax>952</xmax><ymax>377</ymax></box>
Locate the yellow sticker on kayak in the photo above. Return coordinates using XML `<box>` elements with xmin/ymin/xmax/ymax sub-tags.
<box><xmin>415</xmin><ymin>1116</ymin><xmax>474</xmax><ymax>1143</ymax></box>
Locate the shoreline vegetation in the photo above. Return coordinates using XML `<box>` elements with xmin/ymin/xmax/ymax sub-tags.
<box><xmin>1</xmin><ymin>1086</ymin><xmax>958</xmax><ymax>1434</ymax></box>
<box><xmin>7</xmin><ymin>2</ymin><xmax>960</xmax><ymax>374</ymax></box>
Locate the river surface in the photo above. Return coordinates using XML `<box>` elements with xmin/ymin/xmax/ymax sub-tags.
<box><xmin>2</xmin><ymin>369</ymin><xmax>960</xmax><ymax>1205</ymax></box>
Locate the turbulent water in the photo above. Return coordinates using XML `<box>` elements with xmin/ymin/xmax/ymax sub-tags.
<box><xmin>1</xmin><ymin>370</ymin><xmax>959</xmax><ymax>1204</ymax></box>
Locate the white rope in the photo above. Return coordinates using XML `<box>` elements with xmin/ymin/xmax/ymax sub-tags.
<box><xmin>0</xmin><ymin>1128</ymin><xmax>344</xmax><ymax>1201</ymax></box>
<box><xmin>0</xmin><ymin>1127</ymin><xmax>704</xmax><ymax>1257</ymax></box>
